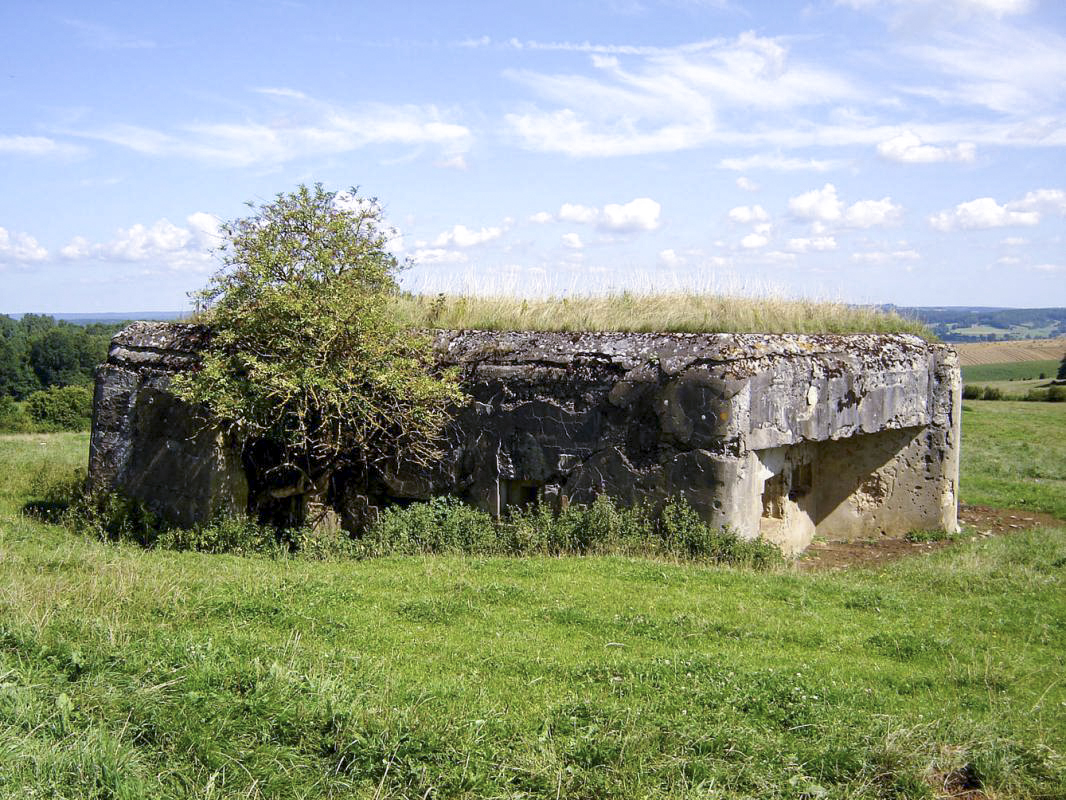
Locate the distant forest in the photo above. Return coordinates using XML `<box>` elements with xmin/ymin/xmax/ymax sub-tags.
<box><xmin>884</xmin><ymin>306</ymin><xmax>1066</xmax><ymax>342</ymax></box>
<box><xmin>0</xmin><ymin>314</ymin><xmax>127</xmax><ymax>400</ymax></box>
<box><xmin>0</xmin><ymin>315</ymin><xmax>132</xmax><ymax>432</ymax></box>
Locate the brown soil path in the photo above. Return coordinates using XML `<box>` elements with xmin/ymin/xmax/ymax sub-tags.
<box><xmin>797</xmin><ymin>504</ymin><xmax>1061</xmax><ymax>571</ymax></box>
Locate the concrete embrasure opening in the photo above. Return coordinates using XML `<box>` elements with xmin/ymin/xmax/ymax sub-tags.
<box><xmin>503</xmin><ymin>479</ymin><xmax>542</xmax><ymax>511</ymax></box>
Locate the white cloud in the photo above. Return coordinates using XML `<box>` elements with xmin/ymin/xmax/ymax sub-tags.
<box><xmin>562</xmin><ymin>232</ymin><xmax>584</xmax><ymax>249</ymax></box>
<box><xmin>659</xmin><ymin>248</ymin><xmax>682</xmax><ymax>266</ymax></box>
<box><xmin>558</xmin><ymin>203</ymin><xmax>600</xmax><ymax>224</ymax></box>
<box><xmin>73</xmin><ymin>90</ymin><xmax>471</xmax><ymax>167</ymax></box>
<box><xmin>720</xmin><ymin>154</ymin><xmax>843</xmax><ymax>172</ymax></box>
<box><xmin>740</xmin><ymin>233</ymin><xmax>769</xmax><ymax>249</ymax></box>
<box><xmin>0</xmin><ymin>227</ymin><xmax>48</xmax><ymax>264</ymax></box>
<box><xmin>435</xmin><ymin>154</ymin><xmax>469</xmax><ymax>170</ymax></box>
<box><xmin>553</xmin><ymin>198</ymin><xmax>661</xmax><ymax>232</ymax></box>
<box><xmin>877</xmin><ymin>131</ymin><xmax>976</xmax><ymax>164</ymax></box>
<box><xmin>0</xmin><ymin>135</ymin><xmax>83</xmax><ymax>158</ymax></box>
<box><xmin>1000</xmin><ymin>236</ymin><xmax>1028</xmax><ymax>245</ymax></box>
<box><xmin>727</xmin><ymin>205</ymin><xmax>769</xmax><ymax>224</ymax></box>
<box><xmin>789</xmin><ymin>184</ymin><xmax>902</xmax><ymax>228</ymax></box>
<box><xmin>787</xmin><ymin>236</ymin><xmax>838</xmax><ymax>253</ymax></box>
<box><xmin>56</xmin><ymin>213</ymin><xmax>219</xmax><ymax>271</ymax></box>
<box><xmin>432</xmin><ymin>224</ymin><xmax>503</xmax><ymax>248</ymax></box>
<box><xmin>736</xmin><ymin>176</ymin><xmax>759</xmax><ymax>191</ymax></box>
<box><xmin>928</xmin><ymin>197</ymin><xmax>1040</xmax><ymax>230</ymax></box>
<box><xmin>1031</xmin><ymin>263</ymin><xmax>1064</xmax><ymax>272</ymax></box>
<box><xmin>412</xmin><ymin>248</ymin><xmax>469</xmax><ymax>264</ymax></box>
<box><xmin>851</xmin><ymin>249</ymin><xmax>921</xmax><ymax>264</ymax></box>
<box><xmin>789</xmin><ymin>184</ymin><xmax>843</xmax><ymax>223</ymax></box>
<box><xmin>997</xmin><ymin>255</ymin><xmax>1022</xmax><ymax>265</ymax></box>
<box><xmin>601</xmin><ymin>198</ymin><xmax>661</xmax><ymax>232</ymax></box>
<box><xmin>844</xmin><ymin>197</ymin><xmax>903</xmax><ymax>228</ymax></box>
<box><xmin>59</xmin><ymin>236</ymin><xmax>91</xmax><ymax>260</ymax></box>
<box><xmin>1010</xmin><ymin>188</ymin><xmax>1066</xmax><ymax>214</ymax></box>
<box><xmin>529</xmin><ymin>211</ymin><xmax>554</xmax><ymax>224</ymax></box>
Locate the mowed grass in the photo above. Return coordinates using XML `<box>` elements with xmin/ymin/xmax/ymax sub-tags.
<box><xmin>962</xmin><ymin>360</ymin><xmax>1060</xmax><ymax>384</ymax></box>
<box><xmin>960</xmin><ymin>400</ymin><xmax>1066</xmax><ymax>519</ymax></box>
<box><xmin>0</xmin><ymin>410</ymin><xmax>1064</xmax><ymax>798</ymax></box>
<box><xmin>389</xmin><ymin>292</ymin><xmax>932</xmax><ymax>337</ymax></box>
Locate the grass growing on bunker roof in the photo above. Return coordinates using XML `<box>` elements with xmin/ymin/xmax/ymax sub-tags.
<box><xmin>388</xmin><ymin>291</ymin><xmax>933</xmax><ymax>337</ymax></box>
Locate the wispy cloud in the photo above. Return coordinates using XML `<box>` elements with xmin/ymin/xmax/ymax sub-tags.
<box><xmin>505</xmin><ymin>33</ymin><xmax>860</xmax><ymax>157</ymax></box>
<box><xmin>61</xmin><ymin>18</ymin><xmax>156</xmax><ymax>50</ymax></box>
<box><xmin>720</xmin><ymin>154</ymin><xmax>843</xmax><ymax>172</ymax></box>
<box><xmin>0</xmin><ymin>135</ymin><xmax>83</xmax><ymax>158</ymax></box>
<box><xmin>69</xmin><ymin>89</ymin><xmax>471</xmax><ymax>167</ymax></box>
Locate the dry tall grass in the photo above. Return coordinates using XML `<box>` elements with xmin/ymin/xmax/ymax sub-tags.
<box><xmin>390</xmin><ymin>292</ymin><xmax>931</xmax><ymax>337</ymax></box>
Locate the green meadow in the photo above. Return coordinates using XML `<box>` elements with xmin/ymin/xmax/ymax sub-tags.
<box><xmin>0</xmin><ymin>402</ymin><xmax>1063</xmax><ymax>799</ymax></box>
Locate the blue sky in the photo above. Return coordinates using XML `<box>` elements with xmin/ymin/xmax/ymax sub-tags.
<box><xmin>2</xmin><ymin>0</ymin><xmax>1064</xmax><ymax>313</ymax></box>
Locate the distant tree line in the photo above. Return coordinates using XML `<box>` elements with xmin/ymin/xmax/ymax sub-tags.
<box><xmin>0</xmin><ymin>315</ymin><xmax>125</xmax><ymax>432</ymax></box>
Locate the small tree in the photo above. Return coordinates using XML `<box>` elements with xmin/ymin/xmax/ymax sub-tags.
<box><xmin>173</xmin><ymin>184</ymin><xmax>463</xmax><ymax>526</ymax></box>
<box><xmin>1057</xmin><ymin>351</ymin><xmax>1066</xmax><ymax>380</ymax></box>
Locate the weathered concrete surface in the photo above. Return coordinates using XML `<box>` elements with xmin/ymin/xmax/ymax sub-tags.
<box><xmin>89</xmin><ymin>323</ymin><xmax>247</xmax><ymax>527</ymax></box>
<box><xmin>89</xmin><ymin>323</ymin><xmax>961</xmax><ymax>553</ymax></box>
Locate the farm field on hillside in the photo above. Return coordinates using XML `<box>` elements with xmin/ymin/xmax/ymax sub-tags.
<box><xmin>952</xmin><ymin>337</ymin><xmax>1066</xmax><ymax>366</ymax></box>
<box><xmin>0</xmin><ymin>401</ymin><xmax>1063</xmax><ymax>799</ymax></box>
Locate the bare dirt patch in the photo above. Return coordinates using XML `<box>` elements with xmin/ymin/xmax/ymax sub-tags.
<box><xmin>953</xmin><ymin>337</ymin><xmax>1066</xmax><ymax>366</ymax></box>
<box><xmin>797</xmin><ymin>504</ymin><xmax>1060</xmax><ymax>571</ymax></box>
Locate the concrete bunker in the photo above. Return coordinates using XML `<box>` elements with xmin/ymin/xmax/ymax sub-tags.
<box><xmin>88</xmin><ymin>323</ymin><xmax>961</xmax><ymax>554</ymax></box>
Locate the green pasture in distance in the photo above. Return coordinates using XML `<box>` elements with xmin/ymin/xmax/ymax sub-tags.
<box><xmin>0</xmin><ymin>402</ymin><xmax>1063</xmax><ymax>799</ymax></box>
<box><xmin>962</xmin><ymin>359</ymin><xmax>1060</xmax><ymax>383</ymax></box>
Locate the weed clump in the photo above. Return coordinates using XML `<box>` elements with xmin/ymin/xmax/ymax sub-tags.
<box><xmin>53</xmin><ymin>482</ymin><xmax>781</xmax><ymax>568</ymax></box>
<box><xmin>361</xmin><ymin>494</ymin><xmax>783</xmax><ymax>568</ymax></box>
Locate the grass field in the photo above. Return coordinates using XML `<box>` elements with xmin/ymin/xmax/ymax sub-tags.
<box><xmin>959</xmin><ymin>400</ymin><xmax>1066</xmax><ymax>519</ymax></box>
<box><xmin>962</xmin><ymin>360</ymin><xmax>1060</xmax><ymax>384</ymax></box>
<box><xmin>0</xmin><ymin>406</ymin><xmax>1063</xmax><ymax>798</ymax></box>
<box><xmin>387</xmin><ymin>292</ymin><xmax>930</xmax><ymax>336</ymax></box>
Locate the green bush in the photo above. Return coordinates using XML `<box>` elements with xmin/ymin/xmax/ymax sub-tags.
<box><xmin>359</xmin><ymin>495</ymin><xmax>498</xmax><ymax>557</ymax></box>
<box><xmin>0</xmin><ymin>395</ymin><xmax>32</xmax><ymax>432</ymax></box>
<box><xmin>24</xmin><ymin>385</ymin><xmax>92</xmax><ymax>431</ymax></box>
<box><xmin>961</xmin><ymin>385</ymin><xmax>981</xmax><ymax>400</ymax></box>
<box><xmin>981</xmin><ymin>386</ymin><xmax>1003</xmax><ymax>401</ymax></box>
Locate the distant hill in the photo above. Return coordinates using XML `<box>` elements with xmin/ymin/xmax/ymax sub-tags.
<box><xmin>882</xmin><ymin>306</ymin><xmax>1066</xmax><ymax>342</ymax></box>
<box><xmin>6</xmin><ymin>311</ymin><xmax>188</xmax><ymax>327</ymax></box>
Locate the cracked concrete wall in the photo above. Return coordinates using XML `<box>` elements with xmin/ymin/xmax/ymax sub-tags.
<box><xmin>89</xmin><ymin>323</ymin><xmax>960</xmax><ymax>553</ymax></box>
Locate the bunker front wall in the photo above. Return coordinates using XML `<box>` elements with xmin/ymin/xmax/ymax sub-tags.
<box><xmin>89</xmin><ymin>324</ymin><xmax>960</xmax><ymax>553</ymax></box>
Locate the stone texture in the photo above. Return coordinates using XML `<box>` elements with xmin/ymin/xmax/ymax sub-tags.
<box><xmin>88</xmin><ymin>323</ymin><xmax>961</xmax><ymax>553</ymax></box>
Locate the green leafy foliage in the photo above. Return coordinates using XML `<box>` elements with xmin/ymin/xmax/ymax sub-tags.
<box><xmin>24</xmin><ymin>386</ymin><xmax>93</xmax><ymax>432</ymax></box>
<box><xmin>172</xmin><ymin>185</ymin><xmax>463</xmax><ymax>522</ymax></box>
<box><xmin>0</xmin><ymin>314</ymin><xmax>118</xmax><ymax>402</ymax></box>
